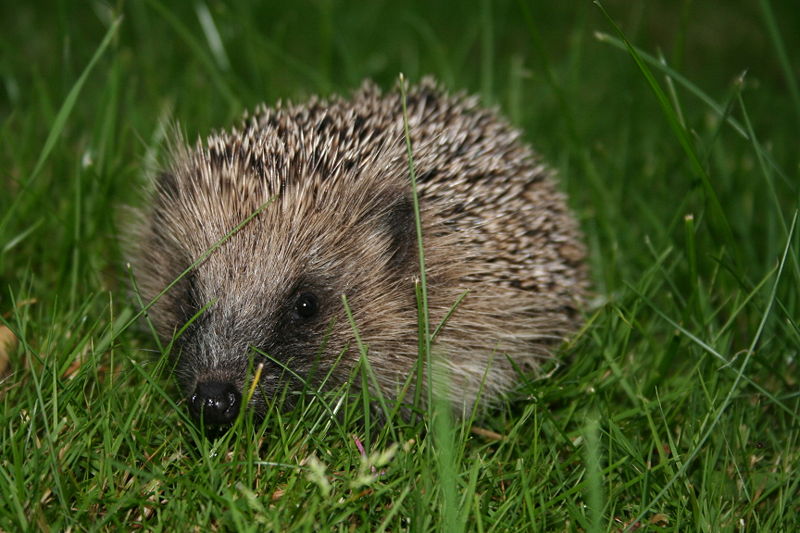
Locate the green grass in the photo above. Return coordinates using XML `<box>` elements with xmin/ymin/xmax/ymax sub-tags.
<box><xmin>2</xmin><ymin>0</ymin><xmax>799</xmax><ymax>530</ymax></box>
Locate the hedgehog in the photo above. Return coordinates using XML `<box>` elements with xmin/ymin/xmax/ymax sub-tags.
<box><xmin>131</xmin><ymin>78</ymin><xmax>587</xmax><ymax>427</ymax></box>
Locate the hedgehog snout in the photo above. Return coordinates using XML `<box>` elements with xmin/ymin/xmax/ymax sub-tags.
<box><xmin>189</xmin><ymin>381</ymin><xmax>241</xmax><ymax>426</ymax></box>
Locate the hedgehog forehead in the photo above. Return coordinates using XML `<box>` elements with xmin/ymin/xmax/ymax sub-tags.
<box><xmin>192</xmin><ymin>176</ymin><xmax>398</xmax><ymax>296</ymax></box>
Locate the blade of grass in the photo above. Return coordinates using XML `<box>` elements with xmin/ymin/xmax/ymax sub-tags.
<box><xmin>737</xmin><ymin>82</ymin><xmax>787</xmax><ymax>235</ymax></box>
<box><xmin>0</xmin><ymin>18</ymin><xmax>121</xmax><ymax>235</ymax></box>
<box><xmin>144</xmin><ymin>0</ymin><xmax>238</xmax><ymax>108</ymax></box>
<box><xmin>594</xmin><ymin>31</ymin><xmax>793</xmax><ymax>191</ymax></box>
<box><xmin>400</xmin><ymin>73</ymin><xmax>461</xmax><ymax>532</ymax></box>
<box><xmin>376</xmin><ymin>486</ymin><xmax>411</xmax><ymax>533</ymax></box>
<box><xmin>595</xmin><ymin>2</ymin><xmax>735</xmax><ymax>255</ymax></box>
<box><xmin>341</xmin><ymin>293</ymin><xmax>397</xmax><ymax>443</ymax></box>
<box><xmin>398</xmin><ymin>74</ymin><xmax>432</xmax><ymax>412</ymax></box>
<box><xmin>195</xmin><ymin>1</ymin><xmax>231</xmax><ymax>72</ymax></box>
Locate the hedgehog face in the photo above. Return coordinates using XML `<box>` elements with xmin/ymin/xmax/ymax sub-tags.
<box><xmin>139</xmin><ymin>156</ymin><xmax>419</xmax><ymax>426</ymax></box>
<box><xmin>171</xmin><ymin>267</ymin><xmax>347</xmax><ymax>426</ymax></box>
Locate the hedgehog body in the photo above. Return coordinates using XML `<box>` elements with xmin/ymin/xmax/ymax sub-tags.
<box><xmin>133</xmin><ymin>79</ymin><xmax>587</xmax><ymax>425</ymax></box>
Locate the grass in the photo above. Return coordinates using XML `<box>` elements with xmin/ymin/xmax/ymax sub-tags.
<box><xmin>1</xmin><ymin>0</ymin><xmax>799</xmax><ymax>530</ymax></box>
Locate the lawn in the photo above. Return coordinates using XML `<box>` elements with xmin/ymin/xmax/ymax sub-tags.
<box><xmin>1</xmin><ymin>0</ymin><xmax>798</xmax><ymax>530</ymax></box>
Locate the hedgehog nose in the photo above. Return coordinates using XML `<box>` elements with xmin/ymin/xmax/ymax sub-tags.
<box><xmin>189</xmin><ymin>381</ymin><xmax>241</xmax><ymax>426</ymax></box>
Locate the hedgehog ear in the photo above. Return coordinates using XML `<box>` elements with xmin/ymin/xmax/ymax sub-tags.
<box><xmin>382</xmin><ymin>196</ymin><xmax>416</xmax><ymax>271</ymax></box>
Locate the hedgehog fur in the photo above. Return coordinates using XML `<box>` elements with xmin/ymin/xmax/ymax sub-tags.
<box><xmin>132</xmin><ymin>78</ymin><xmax>587</xmax><ymax>425</ymax></box>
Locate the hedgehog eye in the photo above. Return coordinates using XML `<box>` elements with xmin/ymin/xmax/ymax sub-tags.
<box><xmin>295</xmin><ymin>292</ymin><xmax>319</xmax><ymax>320</ymax></box>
